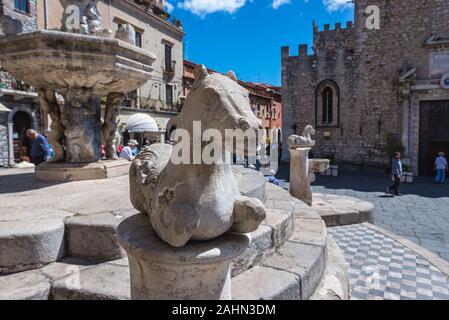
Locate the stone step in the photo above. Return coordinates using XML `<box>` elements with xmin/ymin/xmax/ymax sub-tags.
<box><xmin>63</xmin><ymin>183</ymin><xmax>295</xmax><ymax>276</ymax></box>
<box><xmin>233</xmin><ymin>166</ymin><xmax>267</xmax><ymax>202</ymax></box>
<box><xmin>0</xmin><ymin>218</ymin><xmax>65</xmax><ymax>275</ymax></box>
<box><xmin>312</xmin><ymin>193</ymin><xmax>374</xmax><ymax>227</ymax></box>
<box><xmin>0</xmin><ymin>257</ymin><xmax>95</xmax><ymax>300</ymax></box>
<box><xmin>65</xmin><ymin>211</ymin><xmax>137</xmax><ymax>262</ymax></box>
<box><xmin>38</xmin><ymin>202</ymin><xmax>327</xmax><ymax>300</ymax></box>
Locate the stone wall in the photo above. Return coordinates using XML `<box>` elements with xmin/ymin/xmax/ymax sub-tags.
<box><xmin>282</xmin><ymin>0</ymin><xmax>449</xmax><ymax>171</ymax></box>
<box><xmin>0</xmin><ymin>111</ymin><xmax>9</xmax><ymax>167</ymax></box>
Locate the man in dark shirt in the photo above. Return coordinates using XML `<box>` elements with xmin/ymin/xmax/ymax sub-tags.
<box><xmin>26</xmin><ymin>129</ymin><xmax>50</xmax><ymax>165</ymax></box>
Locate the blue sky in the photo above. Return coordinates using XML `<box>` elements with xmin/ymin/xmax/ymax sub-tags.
<box><xmin>166</xmin><ymin>0</ymin><xmax>354</xmax><ymax>85</ymax></box>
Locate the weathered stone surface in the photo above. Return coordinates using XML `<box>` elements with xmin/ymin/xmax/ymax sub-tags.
<box><xmin>117</xmin><ymin>214</ymin><xmax>249</xmax><ymax>300</ymax></box>
<box><xmin>290</xmin><ymin>217</ymin><xmax>327</xmax><ymax>247</ymax></box>
<box><xmin>52</xmin><ymin>263</ymin><xmax>130</xmax><ymax>300</ymax></box>
<box><xmin>0</xmin><ymin>218</ymin><xmax>65</xmax><ymax>274</ymax></box>
<box><xmin>0</xmin><ymin>270</ymin><xmax>51</xmax><ymax>300</ymax></box>
<box><xmin>232</xmin><ymin>266</ymin><xmax>301</xmax><ymax>300</ymax></box>
<box><xmin>39</xmin><ymin>257</ymin><xmax>96</xmax><ymax>282</ymax></box>
<box><xmin>289</xmin><ymin>148</ymin><xmax>312</xmax><ymax>205</ymax></box>
<box><xmin>35</xmin><ymin>160</ymin><xmax>131</xmax><ymax>182</ymax></box>
<box><xmin>232</xmin><ymin>225</ymin><xmax>274</xmax><ymax>277</ymax></box>
<box><xmin>66</xmin><ymin>212</ymin><xmax>136</xmax><ymax>261</ymax></box>
<box><xmin>233</xmin><ymin>166</ymin><xmax>267</xmax><ymax>202</ymax></box>
<box><xmin>312</xmin><ymin>193</ymin><xmax>374</xmax><ymax>227</ymax></box>
<box><xmin>262</xmin><ymin>209</ymin><xmax>294</xmax><ymax>248</ymax></box>
<box><xmin>310</xmin><ymin>237</ymin><xmax>350</xmax><ymax>300</ymax></box>
<box><xmin>262</xmin><ymin>241</ymin><xmax>325</xmax><ymax>300</ymax></box>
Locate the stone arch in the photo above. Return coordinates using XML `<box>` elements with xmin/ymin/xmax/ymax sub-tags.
<box><xmin>7</xmin><ymin>105</ymin><xmax>39</xmax><ymax>165</ymax></box>
<box><xmin>315</xmin><ymin>79</ymin><xmax>340</xmax><ymax>128</ymax></box>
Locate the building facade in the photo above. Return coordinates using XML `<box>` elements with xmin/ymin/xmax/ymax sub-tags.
<box><xmin>0</xmin><ymin>0</ymin><xmax>40</xmax><ymax>167</ymax></box>
<box><xmin>183</xmin><ymin>60</ymin><xmax>283</xmax><ymax>150</ymax></box>
<box><xmin>282</xmin><ymin>0</ymin><xmax>449</xmax><ymax>175</ymax></box>
<box><xmin>37</xmin><ymin>0</ymin><xmax>185</xmax><ymax>143</ymax></box>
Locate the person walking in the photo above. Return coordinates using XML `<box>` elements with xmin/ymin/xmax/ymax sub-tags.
<box><xmin>26</xmin><ymin>129</ymin><xmax>51</xmax><ymax>166</ymax></box>
<box><xmin>434</xmin><ymin>152</ymin><xmax>448</xmax><ymax>184</ymax></box>
<box><xmin>387</xmin><ymin>152</ymin><xmax>403</xmax><ymax>196</ymax></box>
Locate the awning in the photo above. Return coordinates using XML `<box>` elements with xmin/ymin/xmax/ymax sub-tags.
<box><xmin>124</xmin><ymin>113</ymin><xmax>159</xmax><ymax>133</ymax></box>
<box><xmin>0</xmin><ymin>102</ymin><xmax>11</xmax><ymax>113</ymax></box>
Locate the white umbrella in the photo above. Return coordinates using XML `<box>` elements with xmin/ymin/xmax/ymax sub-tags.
<box><xmin>125</xmin><ymin>113</ymin><xmax>159</xmax><ymax>133</ymax></box>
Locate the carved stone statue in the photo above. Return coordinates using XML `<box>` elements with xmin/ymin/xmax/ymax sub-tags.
<box><xmin>38</xmin><ymin>89</ymin><xmax>65</xmax><ymax>162</ymax></box>
<box><xmin>102</xmin><ymin>92</ymin><xmax>124</xmax><ymax>160</ymax></box>
<box><xmin>288</xmin><ymin>125</ymin><xmax>316</xmax><ymax>149</ymax></box>
<box><xmin>59</xmin><ymin>0</ymin><xmax>108</xmax><ymax>36</ymax></box>
<box><xmin>130</xmin><ymin>65</ymin><xmax>267</xmax><ymax>248</ymax></box>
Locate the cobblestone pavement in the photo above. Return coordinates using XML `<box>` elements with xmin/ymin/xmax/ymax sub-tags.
<box><xmin>276</xmin><ymin>166</ymin><xmax>449</xmax><ymax>262</ymax></box>
<box><xmin>328</xmin><ymin>224</ymin><xmax>449</xmax><ymax>300</ymax></box>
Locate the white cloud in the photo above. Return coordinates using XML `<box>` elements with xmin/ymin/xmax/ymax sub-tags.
<box><xmin>177</xmin><ymin>0</ymin><xmax>247</xmax><ymax>16</ymax></box>
<box><xmin>322</xmin><ymin>0</ymin><xmax>354</xmax><ymax>12</ymax></box>
<box><xmin>271</xmin><ymin>0</ymin><xmax>291</xmax><ymax>10</ymax></box>
<box><xmin>165</xmin><ymin>1</ymin><xmax>174</xmax><ymax>13</ymax></box>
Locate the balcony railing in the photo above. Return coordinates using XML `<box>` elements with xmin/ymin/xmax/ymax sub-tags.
<box><xmin>0</xmin><ymin>71</ymin><xmax>35</xmax><ymax>92</ymax></box>
<box><xmin>163</xmin><ymin>61</ymin><xmax>176</xmax><ymax>80</ymax></box>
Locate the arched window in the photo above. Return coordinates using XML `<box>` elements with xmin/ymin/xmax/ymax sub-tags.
<box><xmin>315</xmin><ymin>80</ymin><xmax>340</xmax><ymax>128</ymax></box>
<box><xmin>322</xmin><ymin>87</ymin><xmax>333</xmax><ymax>125</ymax></box>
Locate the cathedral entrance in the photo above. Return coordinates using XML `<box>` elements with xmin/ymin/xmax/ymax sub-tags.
<box><xmin>419</xmin><ymin>100</ymin><xmax>449</xmax><ymax>176</ymax></box>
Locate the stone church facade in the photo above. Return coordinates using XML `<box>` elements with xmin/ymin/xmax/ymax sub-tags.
<box><xmin>281</xmin><ymin>0</ymin><xmax>449</xmax><ymax>175</ymax></box>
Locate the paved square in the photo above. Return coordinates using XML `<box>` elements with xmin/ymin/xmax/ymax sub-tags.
<box><xmin>328</xmin><ymin>224</ymin><xmax>449</xmax><ymax>300</ymax></box>
<box><xmin>277</xmin><ymin>167</ymin><xmax>449</xmax><ymax>262</ymax></box>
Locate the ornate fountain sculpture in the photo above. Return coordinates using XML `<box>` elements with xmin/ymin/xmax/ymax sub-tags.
<box><xmin>117</xmin><ymin>66</ymin><xmax>267</xmax><ymax>299</ymax></box>
<box><xmin>288</xmin><ymin>125</ymin><xmax>330</xmax><ymax>206</ymax></box>
<box><xmin>0</xmin><ymin>0</ymin><xmax>154</xmax><ymax>181</ymax></box>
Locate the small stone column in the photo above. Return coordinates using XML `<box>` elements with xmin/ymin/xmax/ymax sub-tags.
<box><xmin>289</xmin><ymin>147</ymin><xmax>313</xmax><ymax>206</ymax></box>
<box><xmin>117</xmin><ymin>214</ymin><xmax>249</xmax><ymax>300</ymax></box>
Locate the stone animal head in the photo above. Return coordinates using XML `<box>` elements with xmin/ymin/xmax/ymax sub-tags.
<box><xmin>181</xmin><ymin>65</ymin><xmax>263</xmax><ymax>157</ymax></box>
<box><xmin>303</xmin><ymin>125</ymin><xmax>316</xmax><ymax>137</ymax></box>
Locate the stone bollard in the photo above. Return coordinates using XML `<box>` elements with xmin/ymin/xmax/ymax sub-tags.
<box><xmin>289</xmin><ymin>147</ymin><xmax>313</xmax><ymax>206</ymax></box>
<box><xmin>117</xmin><ymin>214</ymin><xmax>249</xmax><ymax>300</ymax></box>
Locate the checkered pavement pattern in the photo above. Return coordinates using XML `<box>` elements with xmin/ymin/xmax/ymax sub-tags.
<box><xmin>328</xmin><ymin>224</ymin><xmax>449</xmax><ymax>300</ymax></box>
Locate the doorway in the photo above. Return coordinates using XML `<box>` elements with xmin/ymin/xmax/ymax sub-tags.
<box><xmin>419</xmin><ymin>100</ymin><xmax>449</xmax><ymax>176</ymax></box>
<box><xmin>12</xmin><ymin>111</ymin><xmax>32</xmax><ymax>162</ymax></box>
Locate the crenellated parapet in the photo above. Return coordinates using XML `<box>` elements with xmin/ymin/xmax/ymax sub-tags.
<box><xmin>313</xmin><ymin>21</ymin><xmax>355</xmax><ymax>53</ymax></box>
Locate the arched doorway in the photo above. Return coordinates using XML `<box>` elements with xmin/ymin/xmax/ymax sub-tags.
<box><xmin>12</xmin><ymin>111</ymin><xmax>32</xmax><ymax>162</ymax></box>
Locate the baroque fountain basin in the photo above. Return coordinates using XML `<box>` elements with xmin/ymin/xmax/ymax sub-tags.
<box><xmin>0</xmin><ymin>30</ymin><xmax>156</xmax><ymax>179</ymax></box>
<box><xmin>0</xmin><ymin>30</ymin><xmax>155</xmax><ymax>95</ymax></box>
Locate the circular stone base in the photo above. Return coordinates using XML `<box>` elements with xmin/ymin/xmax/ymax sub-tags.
<box><xmin>312</xmin><ymin>193</ymin><xmax>374</xmax><ymax>227</ymax></box>
<box><xmin>117</xmin><ymin>214</ymin><xmax>249</xmax><ymax>300</ymax></box>
<box><xmin>35</xmin><ymin>160</ymin><xmax>131</xmax><ymax>182</ymax></box>
<box><xmin>0</xmin><ymin>218</ymin><xmax>65</xmax><ymax>275</ymax></box>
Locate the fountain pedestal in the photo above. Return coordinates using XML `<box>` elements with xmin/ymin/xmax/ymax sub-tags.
<box><xmin>0</xmin><ymin>30</ymin><xmax>155</xmax><ymax>181</ymax></box>
<box><xmin>35</xmin><ymin>160</ymin><xmax>131</xmax><ymax>182</ymax></box>
<box><xmin>117</xmin><ymin>214</ymin><xmax>249</xmax><ymax>300</ymax></box>
<box><xmin>289</xmin><ymin>147</ymin><xmax>330</xmax><ymax>206</ymax></box>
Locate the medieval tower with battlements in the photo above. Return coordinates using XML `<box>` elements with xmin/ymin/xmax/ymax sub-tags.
<box><xmin>282</xmin><ymin>0</ymin><xmax>449</xmax><ymax>175</ymax></box>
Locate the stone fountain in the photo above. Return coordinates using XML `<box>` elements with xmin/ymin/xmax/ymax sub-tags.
<box><xmin>0</xmin><ymin>0</ymin><xmax>155</xmax><ymax>181</ymax></box>
<box><xmin>118</xmin><ymin>66</ymin><xmax>267</xmax><ymax>300</ymax></box>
